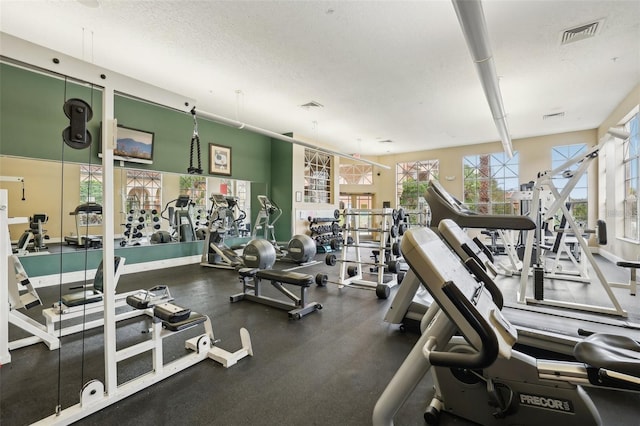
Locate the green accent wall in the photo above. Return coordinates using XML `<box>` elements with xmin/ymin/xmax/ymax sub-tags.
<box><xmin>0</xmin><ymin>63</ymin><xmax>103</xmax><ymax>164</ymax></box>
<box><xmin>270</xmin><ymin>139</ymin><xmax>293</xmax><ymax>242</ymax></box>
<box><xmin>18</xmin><ymin>242</ymin><xmax>202</xmax><ymax>277</ymax></box>
<box><xmin>0</xmin><ymin>62</ymin><xmax>272</xmax><ymax>182</ymax></box>
<box><xmin>1</xmin><ymin>62</ymin><xmax>293</xmax><ymax>276</ymax></box>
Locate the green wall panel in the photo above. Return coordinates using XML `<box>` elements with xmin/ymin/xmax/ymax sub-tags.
<box><xmin>0</xmin><ymin>63</ymin><xmax>272</xmax><ymax>182</ymax></box>
<box><xmin>18</xmin><ymin>241</ymin><xmax>202</xmax><ymax>277</ymax></box>
<box><xmin>0</xmin><ymin>63</ymin><xmax>103</xmax><ymax>164</ymax></box>
<box><xmin>2</xmin><ymin>62</ymin><xmax>298</xmax><ymax>275</ymax></box>
<box><xmin>270</xmin><ymin>139</ymin><xmax>293</xmax><ymax>241</ymax></box>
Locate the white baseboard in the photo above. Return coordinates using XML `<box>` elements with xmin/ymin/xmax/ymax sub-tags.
<box><xmin>594</xmin><ymin>247</ymin><xmax>624</xmax><ymax>265</ymax></box>
<box><xmin>29</xmin><ymin>255</ymin><xmax>202</xmax><ymax>289</ymax></box>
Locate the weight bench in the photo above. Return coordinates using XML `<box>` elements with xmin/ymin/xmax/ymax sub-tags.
<box><xmin>232</xmin><ymin>268</ymin><xmax>322</xmax><ymax>319</ymax></box>
<box><xmin>610</xmin><ymin>261</ymin><xmax>640</xmax><ymax>296</ymax></box>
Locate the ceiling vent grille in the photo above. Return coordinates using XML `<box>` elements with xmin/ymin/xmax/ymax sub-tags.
<box><xmin>378</xmin><ymin>139</ymin><xmax>393</xmax><ymax>144</ymax></box>
<box><xmin>300</xmin><ymin>101</ymin><xmax>323</xmax><ymax>108</ymax></box>
<box><xmin>543</xmin><ymin>112</ymin><xmax>565</xmax><ymax>120</ymax></box>
<box><xmin>561</xmin><ymin>20</ymin><xmax>602</xmax><ymax>45</ymax></box>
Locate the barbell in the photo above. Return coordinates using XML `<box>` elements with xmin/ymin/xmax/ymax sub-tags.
<box><xmin>553</xmin><ymin>219</ymin><xmax>607</xmax><ymax>245</ymax></box>
<box><xmin>325</xmin><ymin>254</ymin><xmax>388</xmax><ymax>269</ymax></box>
<box><xmin>314</xmin><ymin>273</ymin><xmax>391</xmax><ymax>299</ymax></box>
<box><xmin>343</xmin><ymin>225</ymin><xmax>399</xmax><ymax>238</ymax></box>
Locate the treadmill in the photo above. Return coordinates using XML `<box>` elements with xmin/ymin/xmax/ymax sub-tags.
<box><xmin>65</xmin><ymin>203</ymin><xmax>103</xmax><ymax>248</ymax></box>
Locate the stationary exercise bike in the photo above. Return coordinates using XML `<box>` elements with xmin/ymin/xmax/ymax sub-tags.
<box><xmin>373</xmin><ymin>226</ymin><xmax>639</xmax><ymax>425</ymax></box>
<box><xmin>14</xmin><ymin>213</ymin><xmax>49</xmax><ymax>254</ymax></box>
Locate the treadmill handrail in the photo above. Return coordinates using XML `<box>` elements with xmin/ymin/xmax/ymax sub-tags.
<box><xmin>427</xmin><ymin>182</ymin><xmax>535</xmax><ymax>230</ymax></box>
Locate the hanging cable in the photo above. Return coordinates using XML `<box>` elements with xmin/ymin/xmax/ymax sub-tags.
<box><xmin>57</xmin><ymin>78</ymin><xmax>96</xmax><ymax>414</ymax></box>
<box><xmin>188</xmin><ymin>106</ymin><xmax>202</xmax><ymax>174</ymax></box>
<box><xmin>77</xmin><ymin>82</ymin><xmax>96</xmax><ymax>389</ymax></box>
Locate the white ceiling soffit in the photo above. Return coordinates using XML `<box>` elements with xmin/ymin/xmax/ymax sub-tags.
<box><xmin>0</xmin><ymin>1</ymin><xmax>638</xmax><ymax>157</ymax></box>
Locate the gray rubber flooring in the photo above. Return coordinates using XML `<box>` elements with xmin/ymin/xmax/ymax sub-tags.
<box><xmin>2</xmin><ymin>251</ymin><xmax>640</xmax><ymax>425</ymax></box>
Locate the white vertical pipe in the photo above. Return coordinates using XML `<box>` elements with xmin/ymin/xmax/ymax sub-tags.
<box><xmin>102</xmin><ymin>86</ymin><xmax>117</xmax><ymax>394</ymax></box>
<box><xmin>0</xmin><ymin>189</ymin><xmax>11</xmax><ymax>364</ymax></box>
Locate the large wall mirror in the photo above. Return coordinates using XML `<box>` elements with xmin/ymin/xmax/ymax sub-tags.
<box><xmin>1</xmin><ymin>155</ymin><xmax>252</xmax><ymax>254</ymax></box>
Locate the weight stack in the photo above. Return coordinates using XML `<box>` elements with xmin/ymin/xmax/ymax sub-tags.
<box><xmin>533</xmin><ymin>266</ymin><xmax>544</xmax><ymax>300</ymax></box>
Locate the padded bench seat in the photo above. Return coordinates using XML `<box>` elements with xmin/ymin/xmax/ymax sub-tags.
<box><xmin>232</xmin><ymin>268</ymin><xmax>322</xmax><ymax>319</ymax></box>
<box><xmin>611</xmin><ymin>261</ymin><xmax>640</xmax><ymax>296</ymax></box>
<box><xmin>255</xmin><ymin>269</ymin><xmax>314</xmax><ymax>287</ymax></box>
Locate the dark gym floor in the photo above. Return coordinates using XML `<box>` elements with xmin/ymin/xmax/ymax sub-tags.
<box><xmin>2</xmin><ymin>249</ymin><xmax>640</xmax><ymax>425</ymax></box>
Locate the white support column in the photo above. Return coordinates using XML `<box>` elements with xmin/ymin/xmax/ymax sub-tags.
<box><xmin>102</xmin><ymin>86</ymin><xmax>118</xmax><ymax>395</ymax></box>
<box><xmin>1</xmin><ymin>189</ymin><xmax>11</xmax><ymax>364</ymax></box>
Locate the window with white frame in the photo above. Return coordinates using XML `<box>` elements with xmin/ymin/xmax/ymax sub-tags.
<box><xmin>126</xmin><ymin>169</ymin><xmax>162</xmax><ymax>213</ymax></box>
<box><xmin>179</xmin><ymin>175</ymin><xmax>207</xmax><ymax>212</ymax></box>
<box><xmin>463</xmin><ymin>152</ymin><xmax>519</xmax><ymax>215</ymax></box>
<box><xmin>304</xmin><ymin>149</ymin><xmax>332</xmax><ymax>203</ymax></box>
<box><xmin>396</xmin><ymin>160</ymin><xmax>439</xmax><ymax>208</ymax></box>
<box><xmin>339</xmin><ymin>164</ymin><xmax>372</xmax><ymax>185</ymax></box>
<box><xmin>551</xmin><ymin>144</ymin><xmax>588</xmax><ymax>222</ymax></box>
<box><xmin>623</xmin><ymin>112</ymin><xmax>639</xmax><ymax>241</ymax></box>
<box><xmin>79</xmin><ymin>165</ymin><xmax>103</xmax><ymax>205</ymax></box>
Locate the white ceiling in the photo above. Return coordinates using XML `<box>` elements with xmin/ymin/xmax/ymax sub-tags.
<box><xmin>1</xmin><ymin>1</ymin><xmax>639</xmax><ymax>157</ymax></box>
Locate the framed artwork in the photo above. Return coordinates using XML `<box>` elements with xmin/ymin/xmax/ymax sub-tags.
<box><xmin>209</xmin><ymin>143</ymin><xmax>232</xmax><ymax>176</ymax></box>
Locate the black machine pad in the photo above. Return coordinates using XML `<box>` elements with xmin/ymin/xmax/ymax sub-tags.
<box><xmin>61</xmin><ymin>290</ymin><xmax>102</xmax><ymax>307</ymax></box>
<box><xmin>154</xmin><ymin>303</ymin><xmax>191</xmax><ymax>323</ymax></box>
<box><xmin>256</xmin><ymin>270</ymin><xmax>314</xmax><ymax>287</ymax></box>
<box><xmin>162</xmin><ymin>313</ymin><xmax>207</xmax><ymax>331</ymax></box>
<box><xmin>617</xmin><ymin>261</ymin><xmax>640</xmax><ymax>269</ymax></box>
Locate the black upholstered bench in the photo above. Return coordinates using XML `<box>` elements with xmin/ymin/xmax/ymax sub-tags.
<box><xmin>610</xmin><ymin>261</ymin><xmax>640</xmax><ymax>296</ymax></box>
<box><xmin>232</xmin><ymin>268</ymin><xmax>322</xmax><ymax>319</ymax></box>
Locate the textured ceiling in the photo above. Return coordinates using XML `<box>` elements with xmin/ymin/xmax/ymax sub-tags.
<box><xmin>1</xmin><ymin>1</ymin><xmax>639</xmax><ymax>157</ymax></box>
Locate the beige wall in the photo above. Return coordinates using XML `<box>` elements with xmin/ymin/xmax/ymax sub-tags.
<box><xmin>1</xmin><ymin>156</ymin><xmax>72</xmax><ymax>241</ymax></box>
<box><xmin>366</xmin><ymin>128</ymin><xmax>597</xmax><ymax>207</ymax></box>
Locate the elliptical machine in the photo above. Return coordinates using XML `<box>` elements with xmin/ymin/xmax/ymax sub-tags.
<box><xmin>161</xmin><ymin>195</ymin><xmax>196</xmax><ymax>242</ymax></box>
<box><xmin>201</xmin><ymin>193</ymin><xmax>246</xmax><ymax>269</ymax></box>
<box><xmin>251</xmin><ymin>195</ymin><xmax>316</xmax><ymax>265</ymax></box>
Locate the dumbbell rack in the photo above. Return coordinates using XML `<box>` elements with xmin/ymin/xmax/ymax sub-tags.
<box><xmin>121</xmin><ymin>208</ymin><xmax>161</xmax><ymax>246</ymax></box>
<box><xmin>307</xmin><ymin>215</ymin><xmax>343</xmax><ymax>253</ymax></box>
<box><xmin>335</xmin><ymin>208</ymin><xmax>401</xmax><ymax>298</ymax></box>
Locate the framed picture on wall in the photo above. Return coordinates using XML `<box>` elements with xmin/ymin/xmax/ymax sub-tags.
<box><xmin>209</xmin><ymin>143</ymin><xmax>232</xmax><ymax>176</ymax></box>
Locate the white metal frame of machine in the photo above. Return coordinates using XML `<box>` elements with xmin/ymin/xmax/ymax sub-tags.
<box><xmin>517</xmin><ymin>138</ymin><xmax>627</xmax><ymax>317</ymax></box>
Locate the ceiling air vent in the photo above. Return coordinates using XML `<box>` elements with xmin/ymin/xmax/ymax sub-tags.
<box><xmin>561</xmin><ymin>20</ymin><xmax>602</xmax><ymax>45</ymax></box>
<box><xmin>300</xmin><ymin>101</ymin><xmax>324</xmax><ymax>108</ymax></box>
<box><xmin>543</xmin><ymin>112</ymin><xmax>565</xmax><ymax>120</ymax></box>
<box><xmin>378</xmin><ymin>139</ymin><xmax>393</xmax><ymax>144</ymax></box>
